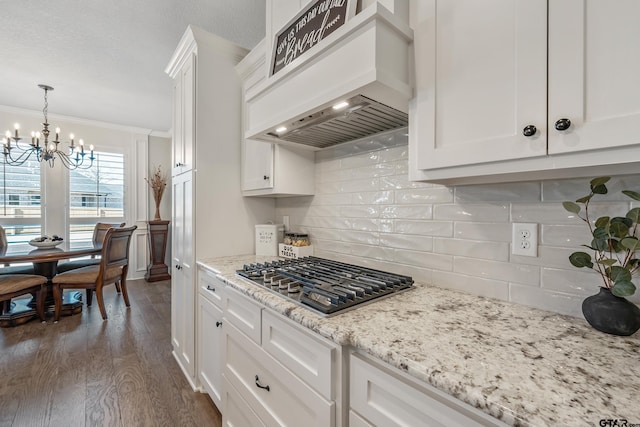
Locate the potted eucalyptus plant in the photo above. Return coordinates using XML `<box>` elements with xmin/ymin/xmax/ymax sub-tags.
<box><xmin>563</xmin><ymin>176</ymin><xmax>640</xmax><ymax>336</ymax></box>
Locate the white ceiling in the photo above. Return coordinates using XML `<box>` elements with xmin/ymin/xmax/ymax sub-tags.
<box><xmin>0</xmin><ymin>0</ymin><xmax>266</xmax><ymax>133</ymax></box>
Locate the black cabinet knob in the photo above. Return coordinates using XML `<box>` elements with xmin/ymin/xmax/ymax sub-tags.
<box><xmin>523</xmin><ymin>125</ymin><xmax>537</xmax><ymax>137</ymax></box>
<box><xmin>554</xmin><ymin>118</ymin><xmax>571</xmax><ymax>131</ymax></box>
<box><xmin>263</xmin><ymin>175</ymin><xmax>270</xmax><ymax>180</ymax></box>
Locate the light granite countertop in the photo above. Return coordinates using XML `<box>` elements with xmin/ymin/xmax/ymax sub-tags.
<box><xmin>198</xmin><ymin>255</ymin><xmax>640</xmax><ymax>427</ymax></box>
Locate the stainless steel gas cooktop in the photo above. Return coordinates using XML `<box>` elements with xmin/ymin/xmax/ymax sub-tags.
<box><xmin>236</xmin><ymin>256</ymin><xmax>414</xmax><ymax>317</ymax></box>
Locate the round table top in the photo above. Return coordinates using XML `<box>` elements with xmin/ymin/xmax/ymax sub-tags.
<box><xmin>0</xmin><ymin>242</ymin><xmax>101</xmax><ymax>264</ymax></box>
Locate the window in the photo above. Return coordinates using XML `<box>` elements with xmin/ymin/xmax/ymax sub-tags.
<box><xmin>0</xmin><ymin>160</ymin><xmax>42</xmax><ymax>245</ymax></box>
<box><xmin>69</xmin><ymin>151</ymin><xmax>125</xmax><ymax>246</ymax></box>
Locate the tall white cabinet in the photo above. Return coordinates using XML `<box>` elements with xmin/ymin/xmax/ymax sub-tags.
<box><xmin>166</xmin><ymin>25</ymin><xmax>275</xmax><ymax>389</ymax></box>
<box><xmin>409</xmin><ymin>0</ymin><xmax>640</xmax><ymax>184</ymax></box>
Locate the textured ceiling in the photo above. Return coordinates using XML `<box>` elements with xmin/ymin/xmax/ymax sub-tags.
<box><xmin>0</xmin><ymin>0</ymin><xmax>266</xmax><ymax>133</ymax></box>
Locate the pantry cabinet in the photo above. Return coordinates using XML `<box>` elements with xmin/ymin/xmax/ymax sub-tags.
<box><xmin>171</xmin><ymin>171</ymin><xmax>194</xmax><ymax>381</ymax></box>
<box><xmin>236</xmin><ymin>40</ymin><xmax>315</xmax><ymax>197</ymax></box>
<box><xmin>409</xmin><ymin>0</ymin><xmax>640</xmax><ymax>184</ymax></box>
<box><xmin>166</xmin><ymin>25</ymin><xmax>267</xmax><ymax>388</ymax></box>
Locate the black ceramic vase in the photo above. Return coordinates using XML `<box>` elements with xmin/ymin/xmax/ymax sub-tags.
<box><xmin>582</xmin><ymin>287</ymin><xmax>640</xmax><ymax>336</ymax></box>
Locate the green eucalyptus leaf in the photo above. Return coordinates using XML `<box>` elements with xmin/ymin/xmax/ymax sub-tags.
<box><xmin>609</xmin><ymin>238</ymin><xmax>625</xmax><ymax>253</ymax></box>
<box><xmin>594</xmin><ymin>216</ymin><xmax>610</xmax><ymax>228</ymax></box>
<box><xmin>610</xmin><ymin>266</ymin><xmax>632</xmax><ymax>282</ymax></box>
<box><xmin>575</xmin><ymin>195</ymin><xmax>592</xmax><ymax>204</ymax></box>
<box><xmin>569</xmin><ymin>252</ymin><xmax>593</xmax><ymax>268</ymax></box>
<box><xmin>591</xmin><ymin>238</ymin><xmax>608</xmax><ymax>251</ymax></box>
<box><xmin>592</xmin><ymin>226</ymin><xmax>609</xmax><ymax>240</ymax></box>
<box><xmin>592</xmin><ymin>184</ymin><xmax>608</xmax><ymax>195</ymax></box>
<box><xmin>621</xmin><ymin>237</ymin><xmax>640</xmax><ymax>251</ymax></box>
<box><xmin>628</xmin><ymin>259</ymin><xmax>640</xmax><ymax>269</ymax></box>
<box><xmin>596</xmin><ymin>258</ymin><xmax>618</xmax><ymax>267</ymax></box>
<box><xmin>563</xmin><ymin>201</ymin><xmax>581</xmax><ymax>214</ymax></box>
<box><xmin>622</xmin><ymin>190</ymin><xmax>640</xmax><ymax>201</ymax></box>
<box><xmin>612</xmin><ymin>280</ymin><xmax>636</xmax><ymax>297</ymax></box>
<box><xmin>610</xmin><ymin>218</ymin><xmax>630</xmax><ymax>238</ymax></box>
<box><xmin>590</xmin><ymin>177</ymin><xmax>611</xmax><ymax>187</ymax></box>
<box><xmin>626</xmin><ymin>207</ymin><xmax>640</xmax><ymax>223</ymax></box>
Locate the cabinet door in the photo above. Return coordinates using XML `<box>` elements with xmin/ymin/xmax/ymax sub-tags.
<box><xmin>413</xmin><ymin>0</ymin><xmax>547</xmax><ymax>170</ymax></box>
<box><xmin>224</xmin><ymin>378</ymin><xmax>266</xmax><ymax>427</ymax></box>
<box><xmin>548</xmin><ymin>0</ymin><xmax>640</xmax><ymax>155</ymax></box>
<box><xmin>171</xmin><ymin>172</ymin><xmax>195</xmax><ymax>380</ymax></box>
<box><xmin>172</xmin><ymin>53</ymin><xmax>195</xmax><ymax>176</ymax></box>
<box><xmin>242</xmin><ymin>139</ymin><xmax>274</xmax><ymax>191</ymax></box>
<box><xmin>198</xmin><ymin>293</ymin><xmax>224</xmax><ymax>408</ymax></box>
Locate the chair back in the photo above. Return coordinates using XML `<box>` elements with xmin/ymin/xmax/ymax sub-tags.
<box><xmin>99</xmin><ymin>225</ymin><xmax>137</xmax><ymax>277</ymax></box>
<box><xmin>93</xmin><ymin>222</ymin><xmax>126</xmax><ymax>246</ymax></box>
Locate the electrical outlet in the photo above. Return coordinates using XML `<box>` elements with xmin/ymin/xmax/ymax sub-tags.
<box><xmin>512</xmin><ymin>223</ymin><xmax>538</xmax><ymax>257</ymax></box>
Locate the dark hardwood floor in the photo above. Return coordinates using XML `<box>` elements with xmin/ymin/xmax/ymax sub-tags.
<box><xmin>0</xmin><ymin>279</ymin><xmax>222</xmax><ymax>427</ymax></box>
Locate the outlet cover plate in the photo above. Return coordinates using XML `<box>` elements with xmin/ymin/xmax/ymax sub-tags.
<box><xmin>512</xmin><ymin>223</ymin><xmax>538</xmax><ymax>257</ymax></box>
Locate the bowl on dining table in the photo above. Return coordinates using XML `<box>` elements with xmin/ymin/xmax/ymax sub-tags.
<box><xmin>28</xmin><ymin>236</ymin><xmax>64</xmax><ymax>249</ymax></box>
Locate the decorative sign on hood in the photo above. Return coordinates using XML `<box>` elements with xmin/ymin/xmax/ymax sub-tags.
<box><xmin>271</xmin><ymin>0</ymin><xmax>356</xmax><ymax>76</ymax></box>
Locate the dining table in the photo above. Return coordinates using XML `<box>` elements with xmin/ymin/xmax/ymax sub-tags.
<box><xmin>0</xmin><ymin>241</ymin><xmax>101</xmax><ymax>327</ymax></box>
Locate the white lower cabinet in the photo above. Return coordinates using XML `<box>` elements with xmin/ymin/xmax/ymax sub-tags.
<box><xmin>224</xmin><ymin>378</ymin><xmax>266</xmax><ymax>427</ymax></box>
<box><xmin>349</xmin><ymin>351</ymin><xmax>507</xmax><ymax>427</ymax></box>
<box><xmin>197</xmin><ymin>290</ymin><xmax>224</xmax><ymax>408</ymax></box>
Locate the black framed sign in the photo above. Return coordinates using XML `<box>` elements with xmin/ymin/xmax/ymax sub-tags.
<box><xmin>271</xmin><ymin>0</ymin><xmax>356</xmax><ymax>76</ymax></box>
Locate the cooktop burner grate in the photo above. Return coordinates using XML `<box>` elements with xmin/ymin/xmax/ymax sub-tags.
<box><xmin>236</xmin><ymin>256</ymin><xmax>414</xmax><ymax>316</ymax></box>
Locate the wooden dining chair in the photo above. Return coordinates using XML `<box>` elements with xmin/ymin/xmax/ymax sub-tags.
<box><xmin>0</xmin><ymin>274</ymin><xmax>48</xmax><ymax>321</ymax></box>
<box><xmin>0</xmin><ymin>225</ymin><xmax>35</xmax><ymax>275</ymax></box>
<box><xmin>56</xmin><ymin>222</ymin><xmax>126</xmax><ymax>274</ymax></box>
<box><xmin>52</xmin><ymin>225</ymin><xmax>137</xmax><ymax>321</ymax></box>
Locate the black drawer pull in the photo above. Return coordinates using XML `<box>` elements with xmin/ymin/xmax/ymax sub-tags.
<box><xmin>216</xmin><ymin>321</ymin><xmax>222</xmax><ymax>327</ymax></box>
<box><xmin>255</xmin><ymin>375</ymin><xmax>270</xmax><ymax>392</ymax></box>
<box><xmin>206</xmin><ymin>286</ymin><xmax>215</xmax><ymax>292</ymax></box>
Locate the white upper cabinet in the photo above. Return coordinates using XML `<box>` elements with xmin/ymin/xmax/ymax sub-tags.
<box><xmin>171</xmin><ymin>53</ymin><xmax>195</xmax><ymax>177</ymax></box>
<box><xmin>237</xmin><ymin>40</ymin><xmax>315</xmax><ymax>197</ymax></box>
<box><xmin>409</xmin><ymin>0</ymin><xmax>640</xmax><ymax>184</ymax></box>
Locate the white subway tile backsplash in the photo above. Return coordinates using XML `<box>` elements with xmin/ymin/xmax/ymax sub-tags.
<box><xmin>380</xmin><ymin>205</ymin><xmax>432</xmax><ymax>220</ymax></box>
<box><xmin>395</xmin><ymin>220</ymin><xmax>453</xmax><ymax>237</ymax></box>
<box><xmin>454</xmin><ymin>222</ymin><xmax>511</xmax><ymax>242</ymax></box>
<box><xmin>340</xmin><ymin>205</ymin><xmax>380</xmax><ymax>218</ymax></box>
<box><xmin>352</xmin><ymin>191</ymin><xmax>394</xmax><ymax>205</ymax></box>
<box><xmin>454</xmin><ymin>257</ymin><xmax>540</xmax><ymax>286</ymax></box>
<box><xmin>455</xmin><ymin>182</ymin><xmax>541</xmax><ymax>202</ymax></box>
<box><xmin>509</xmin><ymin>283</ymin><xmax>583</xmax><ymax>318</ymax></box>
<box><xmin>431</xmin><ymin>271</ymin><xmax>509</xmax><ymax>300</ymax></box>
<box><xmin>395</xmin><ymin>249</ymin><xmax>453</xmax><ymax>271</ymax></box>
<box><xmin>380</xmin><ymin>233</ymin><xmax>434</xmax><ymax>252</ymax></box>
<box><xmin>434</xmin><ymin>238</ymin><xmax>509</xmax><ymax>261</ymax></box>
<box><xmin>434</xmin><ymin>204</ymin><xmax>509</xmax><ymax>222</ymax></box>
<box><xmin>273</xmin><ymin>130</ymin><xmax>640</xmax><ymax>317</ymax></box>
<box><xmin>396</xmin><ymin>187</ymin><xmax>454</xmax><ymax>204</ymax></box>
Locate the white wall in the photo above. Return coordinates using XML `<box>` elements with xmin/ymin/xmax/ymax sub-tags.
<box><xmin>275</xmin><ymin>128</ymin><xmax>640</xmax><ymax>318</ymax></box>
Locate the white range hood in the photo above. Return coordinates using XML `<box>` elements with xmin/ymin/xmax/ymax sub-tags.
<box><xmin>244</xmin><ymin>3</ymin><xmax>414</xmax><ymax>150</ymax></box>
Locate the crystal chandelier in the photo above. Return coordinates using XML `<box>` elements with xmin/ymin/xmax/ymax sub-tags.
<box><xmin>2</xmin><ymin>84</ymin><xmax>95</xmax><ymax>169</ymax></box>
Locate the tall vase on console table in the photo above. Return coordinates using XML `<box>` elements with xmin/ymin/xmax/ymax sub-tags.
<box><xmin>145</xmin><ymin>220</ymin><xmax>171</xmax><ymax>282</ymax></box>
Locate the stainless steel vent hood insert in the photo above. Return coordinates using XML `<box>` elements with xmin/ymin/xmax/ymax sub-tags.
<box><xmin>243</xmin><ymin>4</ymin><xmax>413</xmax><ymax>151</ymax></box>
<box><xmin>265</xmin><ymin>95</ymin><xmax>408</xmax><ymax>149</ymax></box>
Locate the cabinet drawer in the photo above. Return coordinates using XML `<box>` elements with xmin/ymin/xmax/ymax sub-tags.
<box><xmin>225</xmin><ymin>322</ymin><xmax>335</xmax><ymax>427</ymax></box>
<box><xmin>223</xmin><ymin>377</ymin><xmax>266</xmax><ymax>427</ymax></box>
<box><xmin>198</xmin><ymin>267</ymin><xmax>225</xmax><ymax>308</ymax></box>
<box><xmin>350</xmin><ymin>352</ymin><xmax>505</xmax><ymax>427</ymax></box>
<box><xmin>224</xmin><ymin>287</ymin><xmax>262</xmax><ymax>345</ymax></box>
<box><xmin>349</xmin><ymin>410</ymin><xmax>373</xmax><ymax>427</ymax></box>
<box><xmin>262</xmin><ymin>310</ymin><xmax>335</xmax><ymax>399</ymax></box>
